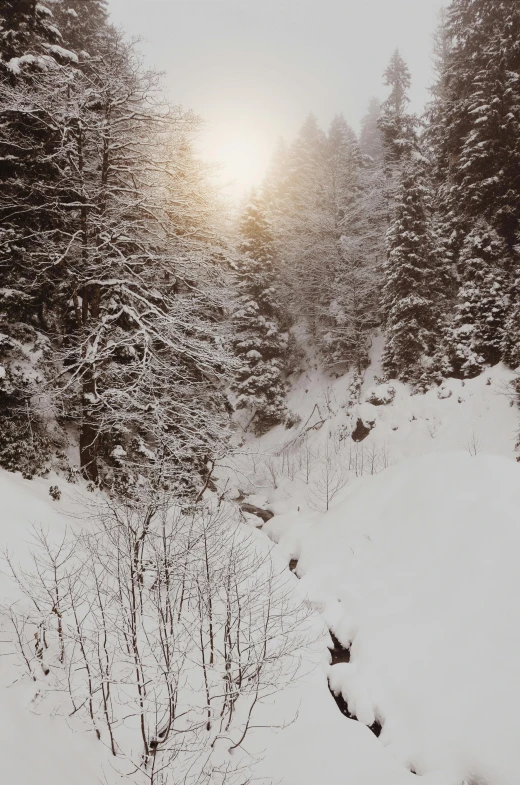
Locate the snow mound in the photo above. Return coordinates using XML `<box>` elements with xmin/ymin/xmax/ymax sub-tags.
<box><xmin>0</xmin><ymin>471</ymin><xmax>116</xmax><ymax>785</ymax></box>
<box><xmin>275</xmin><ymin>452</ymin><xmax>520</xmax><ymax>783</ymax></box>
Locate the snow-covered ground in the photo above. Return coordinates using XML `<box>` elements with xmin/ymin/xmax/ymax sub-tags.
<box><xmin>0</xmin><ymin>472</ymin><xmax>116</xmax><ymax>785</ymax></box>
<box><xmin>2</xmin><ymin>338</ymin><xmax>520</xmax><ymax>785</ymax></box>
<box><xmin>218</xmin><ymin>338</ymin><xmax>520</xmax><ymax>785</ymax></box>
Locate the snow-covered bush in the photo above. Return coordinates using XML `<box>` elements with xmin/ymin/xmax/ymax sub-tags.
<box><xmin>364</xmin><ymin>383</ymin><xmax>396</xmax><ymax>406</ymax></box>
<box><xmin>6</xmin><ymin>496</ymin><xmax>311</xmax><ymax>785</ymax></box>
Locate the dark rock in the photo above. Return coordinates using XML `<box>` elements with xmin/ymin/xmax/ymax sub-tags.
<box><xmin>352</xmin><ymin>418</ymin><xmax>372</xmax><ymax>442</ymax></box>
<box><xmin>240</xmin><ymin>503</ymin><xmax>274</xmax><ymax>523</ymax></box>
<box><xmin>328</xmin><ymin>631</ymin><xmax>351</xmax><ymax>665</ymax></box>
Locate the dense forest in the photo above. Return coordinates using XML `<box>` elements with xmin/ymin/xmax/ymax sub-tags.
<box><xmin>1</xmin><ymin>0</ymin><xmax>519</xmax><ymax>487</ymax></box>
<box><xmin>2</xmin><ymin>4</ymin><xmax>520</xmax><ymax>785</ymax></box>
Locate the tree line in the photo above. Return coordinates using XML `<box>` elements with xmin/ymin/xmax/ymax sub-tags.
<box><xmin>234</xmin><ymin>0</ymin><xmax>520</xmax><ymax>425</ymax></box>
<box><xmin>1</xmin><ymin>0</ymin><xmax>520</xmax><ymax>485</ymax></box>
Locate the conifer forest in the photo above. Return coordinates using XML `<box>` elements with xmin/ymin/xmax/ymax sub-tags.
<box><xmin>1</xmin><ymin>3</ymin><xmax>520</xmax><ymax>785</ymax></box>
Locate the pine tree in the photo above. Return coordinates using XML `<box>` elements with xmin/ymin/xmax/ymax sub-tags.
<box><xmin>357</xmin><ymin>97</ymin><xmax>388</xmax><ymax>316</ymax></box>
<box><xmin>360</xmin><ymin>97</ymin><xmax>384</xmax><ymax>164</ymax></box>
<box><xmin>382</xmin><ymin>156</ymin><xmax>449</xmax><ymax>383</ymax></box>
<box><xmin>231</xmin><ymin>191</ymin><xmax>288</xmax><ymax>433</ymax></box>
<box><xmin>267</xmin><ymin>114</ymin><xmax>335</xmax><ymax>335</ymax></box>
<box><xmin>321</xmin><ymin>115</ymin><xmax>376</xmax><ymax>372</ymax></box>
<box><xmin>54</xmin><ymin>0</ymin><xmax>109</xmax><ymax>56</ymax></box>
<box><xmin>439</xmin><ymin>0</ymin><xmax>520</xmax><ymax>247</ymax></box>
<box><xmin>503</xmin><ymin>269</ymin><xmax>520</xmax><ymax>370</ymax></box>
<box><xmin>378</xmin><ymin>50</ymin><xmax>417</xmax><ymax>170</ymax></box>
<box><xmin>448</xmin><ymin>222</ymin><xmax>509</xmax><ymax>378</ymax></box>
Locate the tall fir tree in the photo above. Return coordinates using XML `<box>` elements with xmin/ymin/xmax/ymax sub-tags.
<box><xmin>440</xmin><ymin>0</ymin><xmax>520</xmax><ymax>248</ymax></box>
<box><xmin>321</xmin><ymin>115</ymin><xmax>376</xmax><ymax>373</ymax></box>
<box><xmin>382</xmin><ymin>157</ymin><xmax>449</xmax><ymax>384</ymax></box>
<box><xmin>447</xmin><ymin>222</ymin><xmax>509</xmax><ymax>378</ymax></box>
<box><xmin>360</xmin><ymin>97</ymin><xmax>384</xmax><ymax>165</ymax></box>
<box><xmin>378</xmin><ymin>50</ymin><xmax>417</xmax><ymax>170</ymax></box>
<box><xmin>231</xmin><ymin>191</ymin><xmax>288</xmax><ymax>433</ymax></box>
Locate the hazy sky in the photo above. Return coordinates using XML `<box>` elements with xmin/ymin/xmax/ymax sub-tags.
<box><xmin>108</xmin><ymin>0</ymin><xmax>445</xmax><ymax>195</ymax></box>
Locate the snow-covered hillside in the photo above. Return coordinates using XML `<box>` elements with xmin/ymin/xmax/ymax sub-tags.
<box><xmin>2</xmin><ymin>340</ymin><xmax>520</xmax><ymax>785</ymax></box>
<box><xmin>217</xmin><ymin>341</ymin><xmax>520</xmax><ymax>785</ymax></box>
<box><xmin>0</xmin><ymin>473</ymin><xmax>117</xmax><ymax>785</ymax></box>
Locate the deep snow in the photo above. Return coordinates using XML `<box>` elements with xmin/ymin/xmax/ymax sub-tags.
<box><xmin>2</xmin><ymin>339</ymin><xmax>520</xmax><ymax>785</ymax></box>
<box><xmin>219</xmin><ymin>338</ymin><xmax>520</xmax><ymax>785</ymax></box>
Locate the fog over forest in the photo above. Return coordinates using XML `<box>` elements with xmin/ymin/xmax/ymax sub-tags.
<box><xmin>1</xmin><ymin>3</ymin><xmax>520</xmax><ymax>785</ymax></box>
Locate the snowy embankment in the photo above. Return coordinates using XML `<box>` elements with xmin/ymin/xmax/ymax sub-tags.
<box><xmin>1</xmin><ymin>343</ymin><xmax>520</xmax><ymax>785</ymax></box>
<box><xmin>0</xmin><ymin>472</ymin><xmax>113</xmax><ymax>785</ymax></box>
<box><xmin>220</xmin><ymin>339</ymin><xmax>520</xmax><ymax>785</ymax></box>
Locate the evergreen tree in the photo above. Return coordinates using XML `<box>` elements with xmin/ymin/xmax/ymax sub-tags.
<box><xmin>502</xmin><ymin>266</ymin><xmax>520</xmax><ymax>370</ymax></box>
<box><xmin>448</xmin><ymin>222</ymin><xmax>509</xmax><ymax>377</ymax></box>
<box><xmin>321</xmin><ymin>115</ymin><xmax>376</xmax><ymax>372</ymax></box>
<box><xmin>270</xmin><ymin>114</ymin><xmax>333</xmax><ymax>334</ymax></box>
<box><xmin>360</xmin><ymin>97</ymin><xmax>384</xmax><ymax>164</ymax></box>
<box><xmin>54</xmin><ymin>0</ymin><xmax>109</xmax><ymax>55</ymax></box>
<box><xmin>382</xmin><ymin>156</ymin><xmax>449</xmax><ymax>383</ymax></box>
<box><xmin>441</xmin><ymin>0</ymin><xmax>520</xmax><ymax>247</ymax></box>
<box><xmin>231</xmin><ymin>191</ymin><xmax>288</xmax><ymax>433</ymax></box>
<box><xmin>378</xmin><ymin>50</ymin><xmax>417</xmax><ymax>170</ymax></box>
<box><xmin>357</xmin><ymin>97</ymin><xmax>388</xmax><ymax>314</ymax></box>
<box><xmin>0</xmin><ymin>0</ymin><xmax>68</xmax><ymax>77</ymax></box>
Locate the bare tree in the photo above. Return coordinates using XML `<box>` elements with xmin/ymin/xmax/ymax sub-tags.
<box><xmin>4</xmin><ymin>494</ymin><xmax>311</xmax><ymax>785</ymax></box>
<box><xmin>465</xmin><ymin>431</ymin><xmax>483</xmax><ymax>457</ymax></box>
<box><xmin>308</xmin><ymin>439</ymin><xmax>349</xmax><ymax>512</ymax></box>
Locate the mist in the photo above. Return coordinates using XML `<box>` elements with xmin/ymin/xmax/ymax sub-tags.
<box><xmin>108</xmin><ymin>0</ymin><xmax>445</xmax><ymax>193</ymax></box>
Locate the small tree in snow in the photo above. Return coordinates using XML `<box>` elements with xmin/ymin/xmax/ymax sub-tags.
<box><xmin>307</xmin><ymin>438</ymin><xmax>348</xmax><ymax>512</ymax></box>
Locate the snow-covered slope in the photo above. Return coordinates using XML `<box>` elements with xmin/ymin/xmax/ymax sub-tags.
<box><xmin>219</xmin><ymin>341</ymin><xmax>520</xmax><ymax>785</ymax></box>
<box><xmin>2</xmin><ymin>340</ymin><xmax>520</xmax><ymax>785</ymax></box>
<box><xmin>0</xmin><ymin>472</ymin><xmax>117</xmax><ymax>785</ymax></box>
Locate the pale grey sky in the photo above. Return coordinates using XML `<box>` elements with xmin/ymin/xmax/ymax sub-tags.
<box><xmin>108</xmin><ymin>0</ymin><xmax>444</xmax><ymax>195</ymax></box>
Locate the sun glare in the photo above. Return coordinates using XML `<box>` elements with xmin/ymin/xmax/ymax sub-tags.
<box><xmin>202</xmin><ymin>127</ymin><xmax>274</xmax><ymax>198</ymax></box>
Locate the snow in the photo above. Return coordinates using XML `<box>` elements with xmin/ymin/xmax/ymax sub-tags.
<box><xmin>0</xmin><ymin>472</ymin><xmax>116</xmax><ymax>785</ymax></box>
<box><xmin>217</xmin><ymin>339</ymin><xmax>520</xmax><ymax>785</ymax></box>
<box><xmin>2</xmin><ymin>336</ymin><xmax>520</xmax><ymax>785</ymax></box>
<box><xmin>293</xmin><ymin>452</ymin><xmax>520</xmax><ymax>782</ymax></box>
<box><xmin>42</xmin><ymin>44</ymin><xmax>79</xmax><ymax>63</ymax></box>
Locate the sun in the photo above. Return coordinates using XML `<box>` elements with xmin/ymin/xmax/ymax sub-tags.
<box><xmin>200</xmin><ymin>124</ymin><xmax>275</xmax><ymax>198</ymax></box>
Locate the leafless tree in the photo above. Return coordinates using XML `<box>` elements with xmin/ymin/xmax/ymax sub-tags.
<box><xmin>465</xmin><ymin>431</ymin><xmax>483</xmax><ymax>457</ymax></box>
<box><xmin>4</xmin><ymin>495</ymin><xmax>311</xmax><ymax>785</ymax></box>
<box><xmin>307</xmin><ymin>439</ymin><xmax>348</xmax><ymax>512</ymax></box>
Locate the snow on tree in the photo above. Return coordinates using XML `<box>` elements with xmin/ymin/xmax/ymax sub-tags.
<box><xmin>231</xmin><ymin>190</ymin><xmax>288</xmax><ymax>433</ymax></box>
<box><xmin>503</xmin><ymin>260</ymin><xmax>520</xmax><ymax>370</ymax></box>
<box><xmin>360</xmin><ymin>97</ymin><xmax>384</xmax><ymax>165</ymax></box>
<box><xmin>320</xmin><ymin>115</ymin><xmax>377</xmax><ymax>373</ymax></box>
<box><xmin>270</xmin><ymin>114</ymin><xmax>335</xmax><ymax>335</ymax></box>
<box><xmin>0</xmin><ymin>0</ymin><xmax>70</xmax><ymax>77</ymax></box>
<box><xmin>378</xmin><ymin>50</ymin><xmax>417</xmax><ymax>172</ymax></box>
<box><xmin>53</xmin><ymin>0</ymin><xmax>109</xmax><ymax>56</ymax></box>
<box><xmin>447</xmin><ymin>222</ymin><xmax>509</xmax><ymax>378</ymax></box>
<box><xmin>440</xmin><ymin>0</ymin><xmax>520</xmax><ymax>248</ymax></box>
<box><xmin>382</xmin><ymin>155</ymin><xmax>450</xmax><ymax>384</ymax></box>
<box><xmin>0</xmin><ymin>29</ymin><xmax>233</xmax><ymax>491</ymax></box>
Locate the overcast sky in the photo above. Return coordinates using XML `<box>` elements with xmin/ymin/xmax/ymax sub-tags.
<box><xmin>108</xmin><ymin>0</ymin><xmax>445</xmax><ymax>195</ymax></box>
